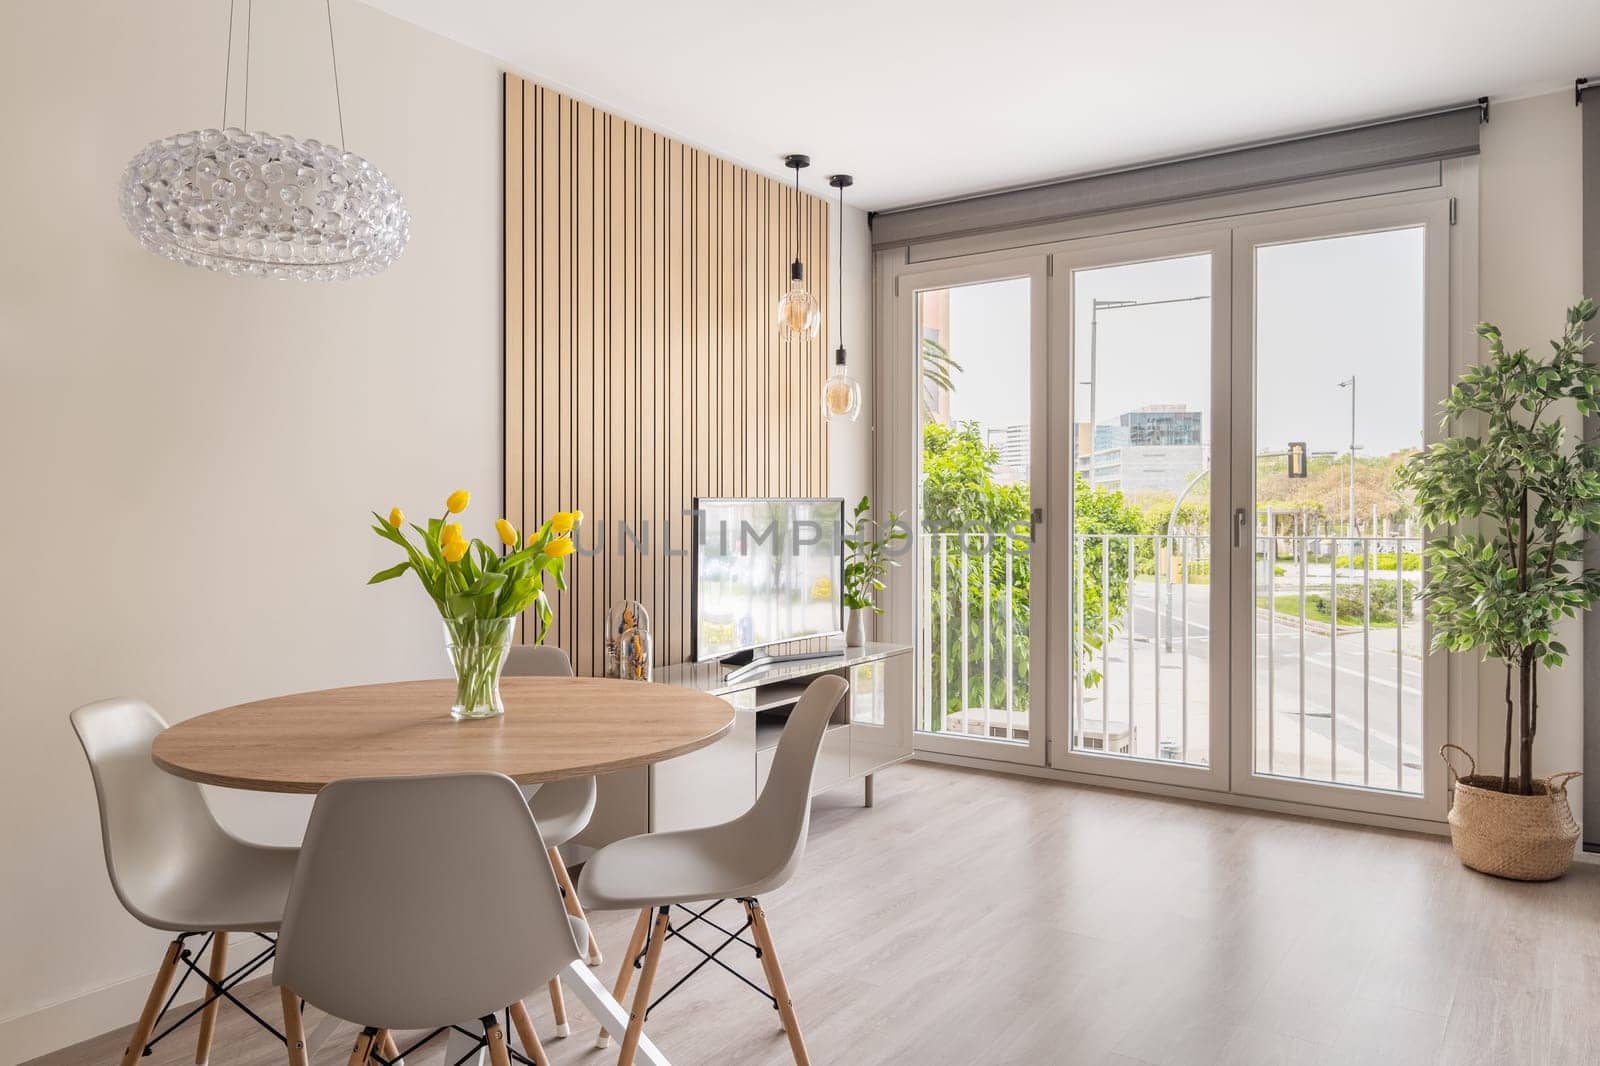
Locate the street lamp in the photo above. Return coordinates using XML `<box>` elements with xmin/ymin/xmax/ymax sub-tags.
<box><xmin>1335</xmin><ymin>376</ymin><xmax>1361</xmax><ymax>538</ymax></box>
<box><xmin>1080</xmin><ymin>294</ymin><xmax>1209</xmax><ymax>485</ymax></box>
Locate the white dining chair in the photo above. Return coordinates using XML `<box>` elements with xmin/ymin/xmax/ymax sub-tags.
<box><xmin>578</xmin><ymin>673</ymin><xmax>848</xmax><ymax>1066</ymax></box>
<box><xmin>70</xmin><ymin>698</ymin><xmax>302</xmax><ymax>1066</ymax></box>
<box><xmin>503</xmin><ymin>643</ymin><xmax>602</xmax><ymax>1037</ymax></box>
<box><xmin>273</xmin><ymin>772</ymin><xmax>588</xmax><ymax>1066</ymax></box>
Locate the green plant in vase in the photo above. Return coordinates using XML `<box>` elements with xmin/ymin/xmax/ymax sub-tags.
<box><xmin>369</xmin><ymin>488</ymin><xmax>580</xmax><ymax>719</ymax></box>
<box><xmin>842</xmin><ymin>496</ymin><xmax>908</xmax><ymax>647</ymax></box>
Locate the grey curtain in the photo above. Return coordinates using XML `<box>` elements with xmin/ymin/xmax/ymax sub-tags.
<box><xmin>872</xmin><ymin>103</ymin><xmax>1484</xmax><ymax>250</ymax></box>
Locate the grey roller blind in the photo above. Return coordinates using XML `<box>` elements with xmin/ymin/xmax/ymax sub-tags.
<box><xmin>872</xmin><ymin>102</ymin><xmax>1484</xmax><ymax>250</ymax></box>
<box><xmin>1581</xmin><ymin>80</ymin><xmax>1600</xmax><ymax>851</ymax></box>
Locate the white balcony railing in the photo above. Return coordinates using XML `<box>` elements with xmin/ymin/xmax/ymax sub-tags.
<box><xmin>917</xmin><ymin>525</ymin><xmax>1426</xmax><ymax>794</ymax></box>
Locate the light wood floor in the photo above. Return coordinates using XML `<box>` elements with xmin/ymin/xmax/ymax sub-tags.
<box><xmin>30</xmin><ymin>762</ymin><xmax>1600</xmax><ymax>1066</ymax></box>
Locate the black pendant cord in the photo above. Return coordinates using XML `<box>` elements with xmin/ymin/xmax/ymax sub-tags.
<box><xmin>836</xmin><ymin>179</ymin><xmax>844</xmax><ymax>356</ymax></box>
<box><xmin>827</xmin><ymin>174</ymin><xmax>853</xmax><ymax>368</ymax></box>
<box><xmin>793</xmin><ymin>164</ymin><xmax>801</xmax><ymax>271</ymax></box>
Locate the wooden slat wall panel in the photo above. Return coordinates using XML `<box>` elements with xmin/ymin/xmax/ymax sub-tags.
<box><xmin>503</xmin><ymin>74</ymin><xmax>829</xmax><ymax>672</ymax></box>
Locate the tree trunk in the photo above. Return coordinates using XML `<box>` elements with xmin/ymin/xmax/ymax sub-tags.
<box><xmin>1518</xmin><ymin>649</ymin><xmax>1536</xmax><ymax>796</ymax></box>
<box><xmin>1503</xmin><ymin>665</ymin><xmax>1515</xmax><ymax>792</ymax></box>
<box><xmin>1515</xmin><ymin>490</ymin><xmax>1533</xmax><ymax>795</ymax></box>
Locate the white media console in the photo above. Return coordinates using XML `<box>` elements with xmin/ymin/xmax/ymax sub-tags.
<box><xmin>575</xmin><ymin>642</ymin><xmax>913</xmax><ymax>848</ymax></box>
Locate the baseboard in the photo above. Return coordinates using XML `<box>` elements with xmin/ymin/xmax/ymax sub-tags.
<box><xmin>4</xmin><ymin>961</ymin><xmax>268</xmax><ymax>1066</ymax></box>
<box><xmin>910</xmin><ymin>749</ymin><xmax>1454</xmax><ymax>837</ymax></box>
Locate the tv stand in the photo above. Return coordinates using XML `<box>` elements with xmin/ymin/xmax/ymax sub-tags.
<box><xmin>574</xmin><ymin>642</ymin><xmax>913</xmax><ymax>849</ymax></box>
<box><xmin>719</xmin><ymin>643</ymin><xmax>846</xmax><ymax>683</ymax></box>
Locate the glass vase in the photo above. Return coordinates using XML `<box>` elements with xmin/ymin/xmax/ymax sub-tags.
<box><xmin>443</xmin><ymin>617</ymin><xmax>517</xmax><ymax>720</ymax></box>
<box><xmin>620</xmin><ymin>626</ymin><xmax>653</xmax><ymax>681</ymax></box>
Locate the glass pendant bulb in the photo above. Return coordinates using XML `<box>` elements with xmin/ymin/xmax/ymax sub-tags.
<box><xmin>821</xmin><ymin>172</ymin><xmax>861</xmax><ymax>422</ymax></box>
<box><xmin>778</xmin><ymin>260</ymin><xmax>821</xmax><ymax>340</ymax></box>
<box><xmin>777</xmin><ymin>153</ymin><xmax>817</xmax><ymax>340</ymax></box>
<box><xmin>821</xmin><ymin>347</ymin><xmax>863</xmax><ymax>421</ymax></box>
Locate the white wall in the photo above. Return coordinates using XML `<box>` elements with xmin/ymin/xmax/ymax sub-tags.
<box><xmin>0</xmin><ymin>2</ymin><xmax>874</xmax><ymax>1058</ymax></box>
<box><xmin>828</xmin><ymin>203</ymin><xmax>876</xmax><ymax>510</ymax></box>
<box><xmin>0</xmin><ymin>1</ymin><xmax>504</xmax><ymax>1056</ymax></box>
<box><xmin>1476</xmin><ymin>91</ymin><xmax>1586</xmax><ymax>827</ymax></box>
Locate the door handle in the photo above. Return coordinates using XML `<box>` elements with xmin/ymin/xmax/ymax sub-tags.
<box><xmin>1233</xmin><ymin>508</ymin><xmax>1247</xmax><ymax>548</ymax></box>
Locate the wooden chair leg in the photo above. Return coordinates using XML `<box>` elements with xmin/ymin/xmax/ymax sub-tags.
<box><xmin>280</xmin><ymin>987</ymin><xmax>309</xmax><ymax>1066</ymax></box>
<box><xmin>347</xmin><ymin>1027</ymin><xmax>377</xmax><ymax>1066</ymax></box>
<box><xmin>596</xmin><ymin>908</ymin><xmax>653</xmax><ymax>1049</ymax></box>
<box><xmin>484</xmin><ymin>1018</ymin><xmax>512</xmax><ymax>1066</ymax></box>
<box><xmin>745</xmin><ymin>900</ymin><xmax>812</xmax><ymax>1066</ymax></box>
<box><xmin>379</xmin><ymin>1030</ymin><xmax>402</xmax><ymax>1065</ymax></box>
<box><xmin>508</xmin><ymin>1002</ymin><xmax>552</xmax><ymax>1066</ymax></box>
<box><xmin>120</xmin><ymin>938</ymin><xmax>184</xmax><ymax>1066</ymax></box>
<box><xmin>547</xmin><ymin>846</ymin><xmax>603</xmax><ymax>965</ymax></box>
<box><xmin>617</xmin><ymin>907</ymin><xmax>671</xmax><ymax>1066</ymax></box>
<box><xmin>194</xmin><ymin>932</ymin><xmax>228</xmax><ymax>1064</ymax></box>
<box><xmin>547</xmin><ymin>976</ymin><xmax>569</xmax><ymax>1037</ymax></box>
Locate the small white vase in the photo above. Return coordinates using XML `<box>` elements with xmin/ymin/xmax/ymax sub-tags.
<box><xmin>845</xmin><ymin>608</ymin><xmax>867</xmax><ymax>648</ymax></box>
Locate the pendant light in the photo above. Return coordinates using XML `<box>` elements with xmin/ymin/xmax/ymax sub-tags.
<box><xmin>776</xmin><ymin>153</ymin><xmax>820</xmax><ymax>341</ymax></box>
<box><xmin>821</xmin><ymin>173</ymin><xmax>862</xmax><ymax>422</ymax></box>
<box><xmin>118</xmin><ymin>0</ymin><xmax>409</xmax><ymax>282</ymax></box>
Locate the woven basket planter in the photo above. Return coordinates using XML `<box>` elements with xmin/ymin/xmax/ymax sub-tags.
<box><xmin>1441</xmin><ymin>744</ymin><xmax>1581</xmax><ymax>881</ymax></box>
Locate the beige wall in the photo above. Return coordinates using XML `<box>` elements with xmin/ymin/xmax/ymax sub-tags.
<box><xmin>1476</xmin><ymin>91</ymin><xmax>1586</xmax><ymax>828</ymax></box>
<box><xmin>0</xmin><ymin>0</ymin><xmax>874</xmax><ymax>1059</ymax></box>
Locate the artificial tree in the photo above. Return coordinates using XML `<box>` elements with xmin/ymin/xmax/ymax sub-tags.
<box><xmin>1398</xmin><ymin>299</ymin><xmax>1600</xmax><ymax>795</ymax></box>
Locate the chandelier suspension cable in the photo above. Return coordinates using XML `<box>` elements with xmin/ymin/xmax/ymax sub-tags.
<box><xmin>325</xmin><ymin>0</ymin><xmax>346</xmax><ymax>149</ymax></box>
<box><xmin>221</xmin><ymin>0</ymin><xmax>236</xmax><ymax>128</ymax></box>
<box><xmin>243</xmin><ymin>0</ymin><xmax>253</xmax><ymax>131</ymax></box>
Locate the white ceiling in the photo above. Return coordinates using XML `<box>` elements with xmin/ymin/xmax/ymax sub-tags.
<box><xmin>364</xmin><ymin>0</ymin><xmax>1600</xmax><ymax>211</ymax></box>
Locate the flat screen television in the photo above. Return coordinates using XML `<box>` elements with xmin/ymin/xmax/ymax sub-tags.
<box><xmin>692</xmin><ymin>497</ymin><xmax>844</xmax><ymax>664</ymax></box>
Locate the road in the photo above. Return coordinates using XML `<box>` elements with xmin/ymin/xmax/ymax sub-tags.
<box><xmin>1078</xmin><ymin>578</ymin><xmax>1425</xmax><ymax>792</ymax></box>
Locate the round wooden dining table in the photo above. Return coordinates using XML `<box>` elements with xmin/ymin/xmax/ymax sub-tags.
<box><xmin>154</xmin><ymin>676</ymin><xmax>735</xmax><ymax>793</ymax></box>
<box><xmin>153</xmin><ymin>675</ymin><xmax>730</xmax><ymax>1066</ymax></box>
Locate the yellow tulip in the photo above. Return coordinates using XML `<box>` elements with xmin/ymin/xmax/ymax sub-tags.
<box><xmin>387</xmin><ymin>507</ymin><xmax>404</xmax><ymax>529</ymax></box>
<box><xmin>446</xmin><ymin>489</ymin><xmax>471</xmax><ymax>514</ymax></box>
<box><xmin>442</xmin><ymin>539</ymin><xmax>468</xmax><ymax>563</ymax></box>
<box><xmin>442</xmin><ymin>522</ymin><xmax>465</xmax><ymax>546</ymax></box>
<box><xmin>550</xmin><ymin>511</ymin><xmax>575</xmax><ymax>534</ymax></box>
<box><xmin>545</xmin><ymin>537</ymin><xmax>575</xmax><ymax>558</ymax></box>
<box><xmin>571</xmin><ymin>510</ymin><xmax>584</xmax><ymax>524</ymax></box>
<box><xmin>495</xmin><ymin>518</ymin><xmax>518</xmax><ymax>547</ymax></box>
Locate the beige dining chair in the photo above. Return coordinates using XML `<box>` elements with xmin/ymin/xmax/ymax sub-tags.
<box><xmin>273</xmin><ymin>772</ymin><xmax>587</xmax><ymax>1066</ymax></box>
<box><xmin>502</xmin><ymin>643</ymin><xmax>602</xmax><ymax>1037</ymax></box>
<box><xmin>578</xmin><ymin>673</ymin><xmax>848</xmax><ymax>1066</ymax></box>
<box><xmin>70</xmin><ymin>698</ymin><xmax>301</xmax><ymax>1066</ymax></box>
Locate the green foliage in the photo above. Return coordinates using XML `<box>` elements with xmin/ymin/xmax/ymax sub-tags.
<box><xmin>921</xmin><ymin>337</ymin><xmax>962</xmax><ymax>419</ymax></box>
<box><xmin>842</xmin><ymin>495</ymin><xmax>908</xmax><ymax>612</ymax></box>
<box><xmin>1332</xmin><ymin>551</ymin><xmax>1423</xmax><ymax>572</ymax></box>
<box><xmin>1073</xmin><ymin>475</ymin><xmax>1144</xmax><ymax>689</ymax></box>
<box><xmin>1261</xmin><ymin>580</ymin><xmax>1416</xmax><ymax>628</ymax></box>
<box><xmin>921</xmin><ymin>421</ymin><xmax>1142</xmax><ymax>728</ymax></box>
<box><xmin>369</xmin><ymin>508</ymin><xmax>572</xmax><ymax>642</ymax></box>
<box><xmin>1396</xmin><ymin>299</ymin><xmax>1600</xmax><ymax>792</ymax></box>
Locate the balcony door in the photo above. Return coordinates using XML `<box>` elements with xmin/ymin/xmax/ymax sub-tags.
<box><xmin>1227</xmin><ymin>203</ymin><xmax>1451</xmax><ymax>820</ymax></box>
<box><xmin>887</xmin><ymin>194</ymin><xmax>1454</xmax><ymax>823</ymax></box>
<box><xmin>1047</xmin><ymin>231</ymin><xmax>1234</xmax><ymax>791</ymax></box>
<box><xmin>905</xmin><ymin>258</ymin><xmax>1049</xmax><ymax>766</ymax></box>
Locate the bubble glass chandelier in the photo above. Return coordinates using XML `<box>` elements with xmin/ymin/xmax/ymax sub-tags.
<box><xmin>118</xmin><ymin>0</ymin><xmax>408</xmax><ymax>282</ymax></box>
